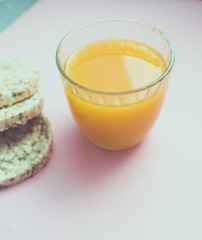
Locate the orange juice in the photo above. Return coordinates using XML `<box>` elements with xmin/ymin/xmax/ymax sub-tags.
<box><xmin>63</xmin><ymin>39</ymin><xmax>168</xmax><ymax>149</ymax></box>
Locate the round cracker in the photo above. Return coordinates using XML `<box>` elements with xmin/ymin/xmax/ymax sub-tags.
<box><xmin>0</xmin><ymin>60</ymin><xmax>40</xmax><ymax>108</ymax></box>
<box><xmin>0</xmin><ymin>115</ymin><xmax>53</xmax><ymax>187</ymax></box>
<box><xmin>0</xmin><ymin>90</ymin><xmax>43</xmax><ymax>132</ymax></box>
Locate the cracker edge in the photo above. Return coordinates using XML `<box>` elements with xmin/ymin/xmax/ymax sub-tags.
<box><xmin>0</xmin><ymin>92</ymin><xmax>44</xmax><ymax>132</ymax></box>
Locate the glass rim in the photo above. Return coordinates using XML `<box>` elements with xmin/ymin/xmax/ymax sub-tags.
<box><xmin>56</xmin><ymin>18</ymin><xmax>175</xmax><ymax>95</ymax></box>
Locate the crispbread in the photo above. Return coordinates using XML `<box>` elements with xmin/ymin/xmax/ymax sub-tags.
<box><xmin>0</xmin><ymin>90</ymin><xmax>43</xmax><ymax>132</ymax></box>
<box><xmin>0</xmin><ymin>115</ymin><xmax>53</xmax><ymax>187</ymax></box>
<box><xmin>0</xmin><ymin>60</ymin><xmax>39</xmax><ymax>108</ymax></box>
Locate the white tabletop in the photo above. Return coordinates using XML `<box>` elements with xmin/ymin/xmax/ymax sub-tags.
<box><xmin>0</xmin><ymin>0</ymin><xmax>202</xmax><ymax>239</ymax></box>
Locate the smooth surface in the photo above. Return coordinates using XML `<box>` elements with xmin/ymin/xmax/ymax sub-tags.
<box><xmin>0</xmin><ymin>0</ymin><xmax>202</xmax><ymax>239</ymax></box>
<box><xmin>0</xmin><ymin>0</ymin><xmax>37</xmax><ymax>32</ymax></box>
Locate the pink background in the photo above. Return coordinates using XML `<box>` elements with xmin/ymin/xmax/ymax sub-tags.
<box><xmin>0</xmin><ymin>0</ymin><xmax>202</xmax><ymax>239</ymax></box>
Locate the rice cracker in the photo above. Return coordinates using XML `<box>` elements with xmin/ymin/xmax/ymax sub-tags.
<box><xmin>0</xmin><ymin>115</ymin><xmax>53</xmax><ymax>187</ymax></box>
<box><xmin>0</xmin><ymin>90</ymin><xmax>43</xmax><ymax>131</ymax></box>
<box><xmin>0</xmin><ymin>60</ymin><xmax>39</xmax><ymax>108</ymax></box>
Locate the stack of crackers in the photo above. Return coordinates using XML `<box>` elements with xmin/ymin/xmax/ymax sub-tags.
<box><xmin>0</xmin><ymin>60</ymin><xmax>53</xmax><ymax>187</ymax></box>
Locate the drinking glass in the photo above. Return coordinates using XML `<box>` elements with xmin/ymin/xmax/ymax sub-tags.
<box><xmin>56</xmin><ymin>19</ymin><xmax>175</xmax><ymax>150</ymax></box>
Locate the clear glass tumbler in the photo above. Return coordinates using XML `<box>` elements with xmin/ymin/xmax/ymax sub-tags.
<box><xmin>56</xmin><ymin>19</ymin><xmax>175</xmax><ymax>150</ymax></box>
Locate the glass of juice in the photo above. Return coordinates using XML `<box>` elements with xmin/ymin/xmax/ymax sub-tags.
<box><xmin>56</xmin><ymin>19</ymin><xmax>175</xmax><ymax>150</ymax></box>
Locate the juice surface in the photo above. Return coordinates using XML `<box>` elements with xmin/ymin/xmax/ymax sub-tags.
<box><xmin>63</xmin><ymin>39</ymin><xmax>168</xmax><ymax>149</ymax></box>
<box><xmin>66</xmin><ymin>39</ymin><xmax>166</xmax><ymax>92</ymax></box>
